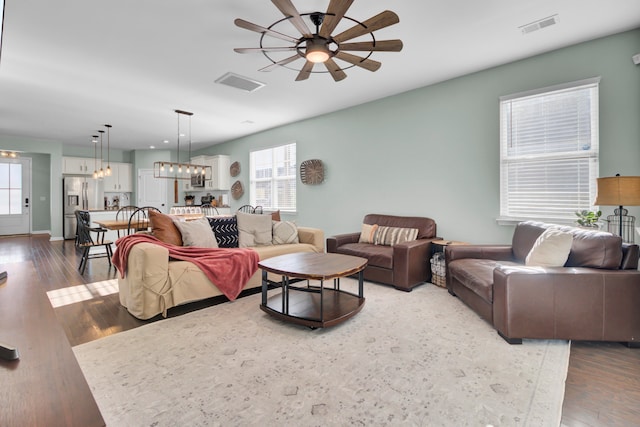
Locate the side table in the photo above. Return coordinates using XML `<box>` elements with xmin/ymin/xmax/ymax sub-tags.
<box><xmin>430</xmin><ymin>239</ymin><xmax>468</xmax><ymax>288</ymax></box>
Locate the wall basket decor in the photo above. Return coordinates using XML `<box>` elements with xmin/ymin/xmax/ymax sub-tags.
<box><xmin>300</xmin><ymin>159</ymin><xmax>324</xmax><ymax>185</ymax></box>
<box><xmin>230</xmin><ymin>161</ymin><xmax>240</xmax><ymax>177</ymax></box>
<box><xmin>231</xmin><ymin>180</ymin><xmax>244</xmax><ymax>200</ymax></box>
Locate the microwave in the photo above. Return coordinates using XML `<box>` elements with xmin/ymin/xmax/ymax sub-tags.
<box><xmin>190</xmin><ymin>174</ymin><xmax>205</xmax><ymax>187</ymax></box>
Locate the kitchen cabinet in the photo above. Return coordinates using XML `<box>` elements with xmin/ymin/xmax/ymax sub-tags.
<box><xmin>103</xmin><ymin>162</ymin><xmax>132</xmax><ymax>192</ymax></box>
<box><xmin>206</xmin><ymin>155</ymin><xmax>230</xmax><ymax>191</ymax></box>
<box><xmin>63</xmin><ymin>156</ymin><xmax>92</xmax><ymax>175</ymax></box>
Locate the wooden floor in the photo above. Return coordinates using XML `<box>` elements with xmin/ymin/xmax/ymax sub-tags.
<box><xmin>2</xmin><ymin>234</ymin><xmax>639</xmax><ymax>426</ymax></box>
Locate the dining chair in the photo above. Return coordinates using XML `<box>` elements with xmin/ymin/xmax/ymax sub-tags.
<box><xmin>127</xmin><ymin>206</ymin><xmax>161</xmax><ymax>234</ymax></box>
<box><xmin>237</xmin><ymin>204</ymin><xmax>255</xmax><ymax>214</ymax></box>
<box><xmin>116</xmin><ymin>205</ymin><xmax>138</xmax><ymax>237</ymax></box>
<box><xmin>200</xmin><ymin>204</ymin><xmax>219</xmax><ymax>216</ymax></box>
<box><xmin>253</xmin><ymin>206</ymin><xmax>263</xmax><ymax>214</ymax></box>
<box><xmin>75</xmin><ymin>210</ymin><xmax>114</xmax><ymax>275</ymax></box>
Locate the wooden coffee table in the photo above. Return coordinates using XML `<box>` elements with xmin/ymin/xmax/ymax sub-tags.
<box><xmin>259</xmin><ymin>252</ymin><xmax>367</xmax><ymax>328</ymax></box>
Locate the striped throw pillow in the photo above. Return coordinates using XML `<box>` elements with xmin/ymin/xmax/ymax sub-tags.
<box><xmin>374</xmin><ymin>226</ymin><xmax>419</xmax><ymax>246</ymax></box>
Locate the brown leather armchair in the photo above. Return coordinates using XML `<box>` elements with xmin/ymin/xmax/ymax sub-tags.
<box><xmin>327</xmin><ymin>214</ymin><xmax>438</xmax><ymax>291</ymax></box>
<box><xmin>446</xmin><ymin>221</ymin><xmax>640</xmax><ymax>345</ymax></box>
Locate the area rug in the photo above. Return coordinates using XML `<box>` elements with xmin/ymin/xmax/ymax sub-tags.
<box><xmin>73</xmin><ymin>279</ymin><xmax>569</xmax><ymax>426</ymax></box>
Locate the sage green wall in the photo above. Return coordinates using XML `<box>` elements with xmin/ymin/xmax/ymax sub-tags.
<box><xmin>198</xmin><ymin>29</ymin><xmax>640</xmax><ymax>244</ymax></box>
<box><xmin>29</xmin><ymin>152</ymin><xmax>51</xmax><ymax>232</ymax></box>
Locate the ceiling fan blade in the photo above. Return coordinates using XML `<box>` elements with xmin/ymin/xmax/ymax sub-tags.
<box><xmin>259</xmin><ymin>54</ymin><xmax>303</xmax><ymax>72</ymax></box>
<box><xmin>338</xmin><ymin>39</ymin><xmax>403</xmax><ymax>52</ymax></box>
<box><xmin>295</xmin><ymin>61</ymin><xmax>315</xmax><ymax>81</ymax></box>
<box><xmin>324</xmin><ymin>58</ymin><xmax>347</xmax><ymax>82</ymax></box>
<box><xmin>272</xmin><ymin>0</ymin><xmax>312</xmax><ymax>37</ymax></box>
<box><xmin>334</xmin><ymin>51</ymin><xmax>381</xmax><ymax>72</ymax></box>
<box><xmin>234</xmin><ymin>19</ymin><xmax>300</xmax><ymax>44</ymax></box>
<box><xmin>234</xmin><ymin>47</ymin><xmax>298</xmax><ymax>54</ymax></box>
<box><xmin>333</xmin><ymin>10</ymin><xmax>400</xmax><ymax>43</ymax></box>
<box><xmin>319</xmin><ymin>0</ymin><xmax>355</xmax><ymax>38</ymax></box>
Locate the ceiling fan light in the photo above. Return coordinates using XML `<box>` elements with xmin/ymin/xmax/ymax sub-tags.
<box><xmin>306</xmin><ymin>45</ymin><xmax>330</xmax><ymax>63</ymax></box>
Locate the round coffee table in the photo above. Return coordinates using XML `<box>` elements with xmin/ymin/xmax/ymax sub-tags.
<box><xmin>258</xmin><ymin>252</ymin><xmax>367</xmax><ymax>328</ymax></box>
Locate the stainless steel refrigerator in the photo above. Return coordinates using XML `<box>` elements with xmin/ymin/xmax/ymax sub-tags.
<box><xmin>63</xmin><ymin>176</ymin><xmax>104</xmax><ymax>239</ymax></box>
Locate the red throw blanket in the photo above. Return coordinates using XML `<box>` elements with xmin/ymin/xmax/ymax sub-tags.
<box><xmin>112</xmin><ymin>234</ymin><xmax>259</xmax><ymax>301</ymax></box>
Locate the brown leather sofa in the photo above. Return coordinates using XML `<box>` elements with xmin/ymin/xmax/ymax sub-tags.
<box><xmin>327</xmin><ymin>214</ymin><xmax>438</xmax><ymax>291</ymax></box>
<box><xmin>446</xmin><ymin>221</ymin><xmax>640</xmax><ymax>345</ymax></box>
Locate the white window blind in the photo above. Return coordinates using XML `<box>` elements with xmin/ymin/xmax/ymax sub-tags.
<box><xmin>250</xmin><ymin>142</ymin><xmax>296</xmax><ymax>211</ymax></box>
<box><xmin>499</xmin><ymin>78</ymin><xmax>599</xmax><ymax>222</ymax></box>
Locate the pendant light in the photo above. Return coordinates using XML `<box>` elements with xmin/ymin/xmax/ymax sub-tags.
<box><xmin>92</xmin><ymin>135</ymin><xmax>99</xmax><ymax>179</ymax></box>
<box><xmin>98</xmin><ymin>130</ymin><xmax>105</xmax><ymax>178</ymax></box>
<box><xmin>104</xmin><ymin>124</ymin><xmax>112</xmax><ymax>176</ymax></box>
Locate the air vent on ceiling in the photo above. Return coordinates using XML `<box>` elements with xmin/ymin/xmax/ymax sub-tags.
<box><xmin>520</xmin><ymin>15</ymin><xmax>558</xmax><ymax>35</ymax></box>
<box><xmin>215</xmin><ymin>72</ymin><xmax>265</xmax><ymax>92</ymax></box>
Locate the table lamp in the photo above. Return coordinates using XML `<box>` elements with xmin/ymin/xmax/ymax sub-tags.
<box><xmin>594</xmin><ymin>174</ymin><xmax>640</xmax><ymax>242</ymax></box>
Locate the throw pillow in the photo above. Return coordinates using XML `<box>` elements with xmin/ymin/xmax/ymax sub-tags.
<box><xmin>172</xmin><ymin>217</ymin><xmax>218</xmax><ymax>248</ymax></box>
<box><xmin>236</xmin><ymin>212</ymin><xmax>273</xmax><ymax>248</ymax></box>
<box><xmin>525</xmin><ymin>228</ymin><xmax>573</xmax><ymax>267</ymax></box>
<box><xmin>149</xmin><ymin>210</ymin><xmax>183</xmax><ymax>246</ymax></box>
<box><xmin>359</xmin><ymin>223</ymin><xmax>379</xmax><ymax>244</ymax></box>
<box><xmin>207</xmin><ymin>216</ymin><xmax>239</xmax><ymax>248</ymax></box>
<box><xmin>272</xmin><ymin>221</ymin><xmax>299</xmax><ymax>245</ymax></box>
<box><xmin>374</xmin><ymin>226</ymin><xmax>419</xmax><ymax>246</ymax></box>
<box><xmin>271</xmin><ymin>210</ymin><xmax>281</xmax><ymax>222</ymax></box>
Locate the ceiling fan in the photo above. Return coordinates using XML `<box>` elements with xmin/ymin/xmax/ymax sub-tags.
<box><xmin>234</xmin><ymin>0</ymin><xmax>403</xmax><ymax>82</ymax></box>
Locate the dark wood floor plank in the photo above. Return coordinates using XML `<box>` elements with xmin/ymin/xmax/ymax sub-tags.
<box><xmin>1</xmin><ymin>235</ymin><xmax>638</xmax><ymax>426</ymax></box>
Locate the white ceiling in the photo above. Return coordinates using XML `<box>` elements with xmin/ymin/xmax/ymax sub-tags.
<box><xmin>1</xmin><ymin>0</ymin><xmax>639</xmax><ymax>152</ymax></box>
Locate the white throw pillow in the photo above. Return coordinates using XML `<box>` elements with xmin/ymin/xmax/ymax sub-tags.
<box><xmin>272</xmin><ymin>220</ymin><xmax>299</xmax><ymax>245</ymax></box>
<box><xmin>525</xmin><ymin>228</ymin><xmax>573</xmax><ymax>267</ymax></box>
<box><xmin>172</xmin><ymin>217</ymin><xmax>218</xmax><ymax>248</ymax></box>
<box><xmin>237</xmin><ymin>212</ymin><xmax>273</xmax><ymax>247</ymax></box>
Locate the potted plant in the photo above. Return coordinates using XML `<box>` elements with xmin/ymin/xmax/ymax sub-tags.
<box><xmin>575</xmin><ymin>210</ymin><xmax>602</xmax><ymax>228</ymax></box>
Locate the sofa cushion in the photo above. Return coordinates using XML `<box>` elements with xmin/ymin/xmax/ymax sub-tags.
<box><xmin>334</xmin><ymin>243</ymin><xmax>393</xmax><ymax>269</ymax></box>
<box><xmin>514</xmin><ymin>221</ymin><xmax>623</xmax><ymax>269</ymax></box>
<box><xmin>374</xmin><ymin>226</ymin><xmax>419</xmax><ymax>246</ymax></box>
<box><xmin>448</xmin><ymin>259</ymin><xmax>504</xmax><ymax>303</ymax></box>
<box><xmin>207</xmin><ymin>216</ymin><xmax>239</xmax><ymax>248</ymax></box>
<box><xmin>358</xmin><ymin>223</ymin><xmax>378</xmax><ymax>243</ymax></box>
<box><xmin>149</xmin><ymin>210</ymin><xmax>183</xmax><ymax>246</ymax></box>
<box><xmin>237</xmin><ymin>212</ymin><xmax>273</xmax><ymax>247</ymax></box>
<box><xmin>172</xmin><ymin>217</ymin><xmax>218</xmax><ymax>248</ymax></box>
<box><xmin>363</xmin><ymin>213</ymin><xmax>436</xmax><ymax>240</ymax></box>
<box><xmin>525</xmin><ymin>228</ymin><xmax>573</xmax><ymax>267</ymax></box>
<box><xmin>272</xmin><ymin>221</ymin><xmax>299</xmax><ymax>245</ymax></box>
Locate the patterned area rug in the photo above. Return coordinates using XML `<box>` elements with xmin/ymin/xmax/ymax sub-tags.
<box><xmin>73</xmin><ymin>279</ymin><xmax>569</xmax><ymax>426</ymax></box>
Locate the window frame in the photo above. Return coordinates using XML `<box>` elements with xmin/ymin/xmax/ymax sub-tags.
<box><xmin>498</xmin><ymin>77</ymin><xmax>600</xmax><ymax>225</ymax></box>
<box><xmin>249</xmin><ymin>142</ymin><xmax>297</xmax><ymax>212</ymax></box>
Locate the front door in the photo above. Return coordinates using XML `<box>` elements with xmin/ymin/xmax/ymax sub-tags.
<box><xmin>0</xmin><ymin>157</ymin><xmax>32</xmax><ymax>235</ymax></box>
<box><xmin>137</xmin><ymin>168</ymin><xmax>167</xmax><ymax>212</ymax></box>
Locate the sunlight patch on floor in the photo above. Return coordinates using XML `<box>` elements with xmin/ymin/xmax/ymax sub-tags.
<box><xmin>47</xmin><ymin>279</ymin><xmax>118</xmax><ymax>308</ymax></box>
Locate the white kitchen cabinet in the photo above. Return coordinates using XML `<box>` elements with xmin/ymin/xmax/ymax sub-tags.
<box><xmin>103</xmin><ymin>162</ymin><xmax>132</xmax><ymax>192</ymax></box>
<box><xmin>63</xmin><ymin>156</ymin><xmax>92</xmax><ymax>175</ymax></box>
<box><xmin>204</xmin><ymin>155</ymin><xmax>230</xmax><ymax>191</ymax></box>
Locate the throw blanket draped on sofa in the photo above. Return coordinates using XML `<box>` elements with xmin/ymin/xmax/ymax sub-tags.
<box><xmin>112</xmin><ymin>234</ymin><xmax>259</xmax><ymax>301</ymax></box>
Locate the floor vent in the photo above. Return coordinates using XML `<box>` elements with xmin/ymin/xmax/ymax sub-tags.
<box><xmin>520</xmin><ymin>15</ymin><xmax>558</xmax><ymax>35</ymax></box>
<box><xmin>215</xmin><ymin>72</ymin><xmax>265</xmax><ymax>92</ymax></box>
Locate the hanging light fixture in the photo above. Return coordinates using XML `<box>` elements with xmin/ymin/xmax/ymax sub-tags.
<box><xmin>92</xmin><ymin>135</ymin><xmax>99</xmax><ymax>179</ymax></box>
<box><xmin>97</xmin><ymin>130</ymin><xmax>105</xmax><ymax>178</ymax></box>
<box><xmin>153</xmin><ymin>109</ymin><xmax>211</xmax><ymax>181</ymax></box>
<box><xmin>104</xmin><ymin>124</ymin><xmax>112</xmax><ymax>176</ymax></box>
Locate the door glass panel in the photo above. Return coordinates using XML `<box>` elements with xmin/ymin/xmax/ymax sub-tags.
<box><xmin>0</xmin><ymin>164</ymin><xmax>8</xmax><ymax>187</ymax></box>
<box><xmin>10</xmin><ymin>164</ymin><xmax>22</xmax><ymax>188</ymax></box>
<box><xmin>10</xmin><ymin>189</ymin><xmax>22</xmax><ymax>214</ymax></box>
<box><xmin>0</xmin><ymin>189</ymin><xmax>8</xmax><ymax>214</ymax></box>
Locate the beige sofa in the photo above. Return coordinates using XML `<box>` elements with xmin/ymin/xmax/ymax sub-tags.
<box><xmin>118</xmin><ymin>226</ymin><xmax>324</xmax><ymax>319</ymax></box>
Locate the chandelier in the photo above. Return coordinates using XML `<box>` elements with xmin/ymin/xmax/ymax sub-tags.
<box><xmin>153</xmin><ymin>109</ymin><xmax>211</xmax><ymax>181</ymax></box>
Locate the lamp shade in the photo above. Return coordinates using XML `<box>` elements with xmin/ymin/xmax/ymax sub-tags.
<box><xmin>594</xmin><ymin>176</ymin><xmax>640</xmax><ymax>206</ymax></box>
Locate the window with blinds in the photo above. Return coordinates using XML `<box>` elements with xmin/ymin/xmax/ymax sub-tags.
<box><xmin>250</xmin><ymin>142</ymin><xmax>296</xmax><ymax>211</ymax></box>
<box><xmin>499</xmin><ymin>78</ymin><xmax>600</xmax><ymax>222</ymax></box>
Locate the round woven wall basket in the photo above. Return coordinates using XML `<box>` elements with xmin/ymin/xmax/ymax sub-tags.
<box><xmin>231</xmin><ymin>180</ymin><xmax>244</xmax><ymax>200</ymax></box>
<box><xmin>300</xmin><ymin>159</ymin><xmax>324</xmax><ymax>185</ymax></box>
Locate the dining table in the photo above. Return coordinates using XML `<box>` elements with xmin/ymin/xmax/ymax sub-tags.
<box><xmin>93</xmin><ymin>219</ymin><xmax>149</xmax><ymax>231</ymax></box>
